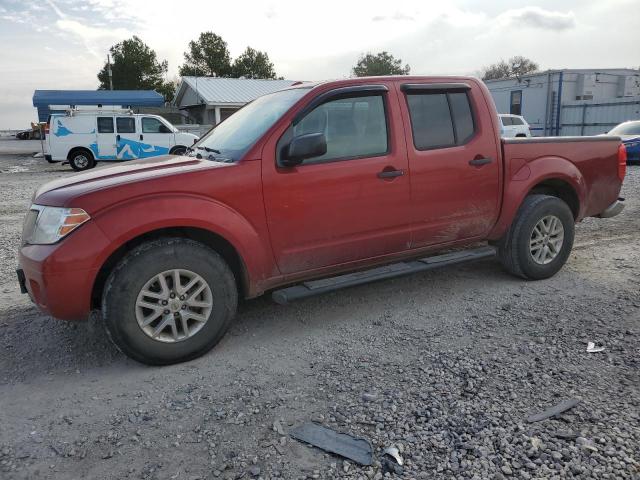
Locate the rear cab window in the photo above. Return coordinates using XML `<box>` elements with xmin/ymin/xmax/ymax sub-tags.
<box><xmin>402</xmin><ymin>84</ymin><xmax>476</xmax><ymax>150</ymax></box>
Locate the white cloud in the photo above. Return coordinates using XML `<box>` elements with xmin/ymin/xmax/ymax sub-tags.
<box><xmin>496</xmin><ymin>7</ymin><xmax>576</xmax><ymax>31</ymax></box>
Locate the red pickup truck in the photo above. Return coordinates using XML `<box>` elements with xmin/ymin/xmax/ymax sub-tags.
<box><xmin>17</xmin><ymin>76</ymin><xmax>626</xmax><ymax>365</ymax></box>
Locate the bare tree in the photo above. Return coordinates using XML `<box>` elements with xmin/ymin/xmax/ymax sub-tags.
<box><xmin>481</xmin><ymin>56</ymin><xmax>539</xmax><ymax>81</ymax></box>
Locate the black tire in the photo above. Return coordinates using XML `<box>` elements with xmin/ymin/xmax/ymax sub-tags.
<box><xmin>102</xmin><ymin>238</ymin><xmax>238</xmax><ymax>365</ymax></box>
<box><xmin>68</xmin><ymin>149</ymin><xmax>95</xmax><ymax>171</ymax></box>
<box><xmin>496</xmin><ymin>194</ymin><xmax>574</xmax><ymax>280</ymax></box>
<box><xmin>170</xmin><ymin>146</ymin><xmax>187</xmax><ymax>156</ymax></box>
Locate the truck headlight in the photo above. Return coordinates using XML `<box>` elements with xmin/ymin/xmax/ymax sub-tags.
<box><xmin>22</xmin><ymin>205</ymin><xmax>91</xmax><ymax>245</ymax></box>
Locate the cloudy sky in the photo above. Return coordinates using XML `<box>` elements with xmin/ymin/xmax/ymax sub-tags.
<box><xmin>0</xmin><ymin>0</ymin><xmax>637</xmax><ymax>128</ymax></box>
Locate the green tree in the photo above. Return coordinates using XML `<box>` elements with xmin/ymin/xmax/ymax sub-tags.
<box><xmin>179</xmin><ymin>32</ymin><xmax>232</xmax><ymax>77</ymax></box>
<box><xmin>352</xmin><ymin>51</ymin><xmax>410</xmax><ymax>77</ymax></box>
<box><xmin>231</xmin><ymin>47</ymin><xmax>277</xmax><ymax>79</ymax></box>
<box><xmin>97</xmin><ymin>36</ymin><xmax>174</xmax><ymax>102</ymax></box>
<box><xmin>481</xmin><ymin>56</ymin><xmax>539</xmax><ymax>81</ymax></box>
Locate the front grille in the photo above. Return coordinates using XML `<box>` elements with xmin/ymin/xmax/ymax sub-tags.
<box><xmin>21</xmin><ymin>209</ymin><xmax>39</xmax><ymax>245</ymax></box>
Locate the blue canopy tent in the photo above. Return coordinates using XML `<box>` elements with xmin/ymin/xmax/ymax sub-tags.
<box><xmin>32</xmin><ymin>90</ymin><xmax>165</xmax><ymax>122</ymax></box>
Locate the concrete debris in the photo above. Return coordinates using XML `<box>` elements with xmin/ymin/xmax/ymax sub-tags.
<box><xmin>527</xmin><ymin>399</ymin><xmax>580</xmax><ymax>423</ymax></box>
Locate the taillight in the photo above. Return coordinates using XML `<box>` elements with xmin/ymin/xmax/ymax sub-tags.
<box><xmin>44</xmin><ymin>123</ymin><xmax>50</xmax><ymax>134</ymax></box>
<box><xmin>618</xmin><ymin>143</ymin><xmax>627</xmax><ymax>181</ymax></box>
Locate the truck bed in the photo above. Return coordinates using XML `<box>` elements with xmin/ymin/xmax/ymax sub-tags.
<box><xmin>502</xmin><ymin>135</ymin><xmax>622</xmax><ymax>219</ymax></box>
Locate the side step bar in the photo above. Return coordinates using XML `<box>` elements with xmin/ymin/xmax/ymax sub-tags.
<box><xmin>272</xmin><ymin>246</ymin><xmax>496</xmax><ymax>305</ymax></box>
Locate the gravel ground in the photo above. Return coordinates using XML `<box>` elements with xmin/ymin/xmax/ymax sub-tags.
<box><xmin>0</xmin><ymin>138</ymin><xmax>638</xmax><ymax>479</ymax></box>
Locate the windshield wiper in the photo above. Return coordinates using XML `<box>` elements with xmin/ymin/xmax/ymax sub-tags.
<box><xmin>196</xmin><ymin>146</ymin><xmax>221</xmax><ymax>154</ymax></box>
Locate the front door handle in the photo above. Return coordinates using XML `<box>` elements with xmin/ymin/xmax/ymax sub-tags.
<box><xmin>469</xmin><ymin>157</ymin><xmax>492</xmax><ymax>166</ymax></box>
<box><xmin>377</xmin><ymin>169</ymin><xmax>405</xmax><ymax>179</ymax></box>
<box><xmin>116</xmin><ymin>134</ymin><xmax>121</xmax><ymax>142</ymax></box>
<box><xmin>140</xmin><ymin>134</ymin><xmax>144</xmax><ymax>141</ymax></box>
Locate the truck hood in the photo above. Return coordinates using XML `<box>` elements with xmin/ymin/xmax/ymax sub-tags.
<box><xmin>34</xmin><ymin>155</ymin><xmax>225</xmax><ymax>205</ymax></box>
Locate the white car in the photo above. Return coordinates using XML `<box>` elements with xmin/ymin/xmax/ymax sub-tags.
<box><xmin>498</xmin><ymin>114</ymin><xmax>532</xmax><ymax>138</ymax></box>
<box><xmin>45</xmin><ymin>109</ymin><xmax>198</xmax><ymax>171</ymax></box>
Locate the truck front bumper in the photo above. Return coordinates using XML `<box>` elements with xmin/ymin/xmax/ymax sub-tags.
<box><xmin>596</xmin><ymin>198</ymin><xmax>625</xmax><ymax>218</ymax></box>
<box><xmin>17</xmin><ymin>221</ymin><xmax>111</xmax><ymax>321</ymax></box>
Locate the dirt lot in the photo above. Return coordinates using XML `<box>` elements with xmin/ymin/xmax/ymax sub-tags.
<box><xmin>0</xmin><ymin>138</ymin><xmax>638</xmax><ymax>479</ymax></box>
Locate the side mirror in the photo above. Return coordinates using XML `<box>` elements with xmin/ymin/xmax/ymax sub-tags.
<box><xmin>281</xmin><ymin>132</ymin><xmax>327</xmax><ymax>167</ymax></box>
<box><xmin>159</xmin><ymin>124</ymin><xmax>172</xmax><ymax>133</ymax></box>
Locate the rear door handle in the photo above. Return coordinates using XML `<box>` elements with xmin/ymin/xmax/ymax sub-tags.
<box><xmin>377</xmin><ymin>169</ymin><xmax>405</xmax><ymax>179</ymax></box>
<box><xmin>469</xmin><ymin>157</ymin><xmax>492</xmax><ymax>166</ymax></box>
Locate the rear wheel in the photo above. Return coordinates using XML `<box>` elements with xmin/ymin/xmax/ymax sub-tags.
<box><xmin>102</xmin><ymin>238</ymin><xmax>238</xmax><ymax>365</ymax></box>
<box><xmin>496</xmin><ymin>194</ymin><xmax>574</xmax><ymax>280</ymax></box>
<box><xmin>68</xmin><ymin>149</ymin><xmax>95</xmax><ymax>171</ymax></box>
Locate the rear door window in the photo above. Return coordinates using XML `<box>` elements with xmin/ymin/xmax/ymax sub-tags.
<box><xmin>501</xmin><ymin>116</ymin><xmax>513</xmax><ymax>126</ymax></box>
<box><xmin>405</xmin><ymin>90</ymin><xmax>476</xmax><ymax>150</ymax></box>
<box><xmin>116</xmin><ymin>117</ymin><xmax>136</xmax><ymax>133</ymax></box>
<box><xmin>97</xmin><ymin>117</ymin><xmax>114</xmax><ymax>133</ymax></box>
<box><xmin>448</xmin><ymin>93</ymin><xmax>475</xmax><ymax>144</ymax></box>
<box><xmin>406</xmin><ymin>93</ymin><xmax>455</xmax><ymax>149</ymax></box>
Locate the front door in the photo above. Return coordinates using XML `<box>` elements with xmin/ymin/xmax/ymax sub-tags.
<box><xmin>95</xmin><ymin>116</ymin><xmax>116</xmax><ymax>160</ymax></box>
<box><xmin>262</xmin><ymin>85</ymin><xmax>412</xmax><ymax>275</ymax></box>
<box><xmin>115</xmin><ymin>116</ymin><xmax>139</xmax><ymax>160</ymax></box>
<box><xmin>139</xmin><ymin>117</ymin><xmax>173</xmax><ymax>157</ymax></box>
<box><xmin>397</xmin><ymin>82</ymin><xmax>501</xmax><ymax>247</ymax></box>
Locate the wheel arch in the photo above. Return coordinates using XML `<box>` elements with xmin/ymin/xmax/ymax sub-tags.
<box><xmin>169</xmin><ymin>145</ymin><xmax>187</xmax><ymax>155</ymax></box>
<box><xmin>527</xmin><ymin>178</ymin><xmax>580</xmax><ymax>219</ymax></box>
<box><xmin>91</xmin><ymin>226</ymin><xmax>249</xmax><ymax>310</ymax></box>
<box><xmin>488</xmin><ymin>156</ymin><xmax>586</xmax><ymax>241</ymax></box>
<box><xmin>67</xmin><ymin>146</ymin><xmax>94</xmax><ymax>161</ymax></box>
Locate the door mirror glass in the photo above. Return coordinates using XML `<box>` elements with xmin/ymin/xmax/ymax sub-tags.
<box><xmin>281</xmin><ymin>133</ymin><xmax>327</xmax><ymax>166</ymax></box>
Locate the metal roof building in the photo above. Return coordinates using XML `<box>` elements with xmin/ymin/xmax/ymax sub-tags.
<box><xmin>32</xmin><ymin>90</ymin><xmax>165</xmax><ymax>122</ymax></box>
<box><xmin>173</xmin><ymin>77</ymin><xmax>298</xmax><ymax>125</ymax></box>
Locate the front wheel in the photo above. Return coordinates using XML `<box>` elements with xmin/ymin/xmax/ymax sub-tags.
<box><xmin>102</xmin><ymin>238</ymin><xmax>238</xmax><ymax>365</ymax></box>
<box><xmin>170</xmin><ymin>146</ymin><xmax>187</xmax><ymax>156</ymax></box>
<box><xmin>496</xmin><ymin>194</ymin><xmax>575</xmax><ymax>280</ymax></box>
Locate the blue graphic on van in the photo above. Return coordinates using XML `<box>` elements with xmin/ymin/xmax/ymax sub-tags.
<box><xmin>88</xmin><ymin>142</ymin><xmax>115</xmax><ymax>160</ymax></box>
<box><xmin>117</xmin><ymin>138</ymin><xmax>170</xmax><ymax>159</ymax></box>
<box><xmin>54</xmin><ymin>119</ymin><xmax>73</xmax><ymax>137</ymax></box>
<box><xmin>53</xmin><ymin>118</ymin><xmax>95</xmax><ymax>137</ymax></box>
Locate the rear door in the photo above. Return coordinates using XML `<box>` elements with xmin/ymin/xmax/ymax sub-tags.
<box><xmin>115</xmin><ymin>116</ymin><xmax>139</xmax><ymax>159</ymax></box>
<box><xmin>262</xmin><ymin>84</ymin><xmax>412</xmax><ymax>274</ymax></box>
<box><xmin>95</xmin><ymin>116</ymin><xmax>117</xmax><ymax>159</ymax></box>
<box><xmin>139</xmin><ymin>116</ymin><xmax>174</xmax><ymax>157</ymax></box>
<box><xmin>398</xmin><ymin>82</ymin><xmax>500</xmax><ymax>247</ymax></box>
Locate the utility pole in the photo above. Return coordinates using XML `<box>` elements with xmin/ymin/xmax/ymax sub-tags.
<box><xmin>107</xmin><ymin>54</ymin><xmax>113</xmax><ymax>90</ymax></box>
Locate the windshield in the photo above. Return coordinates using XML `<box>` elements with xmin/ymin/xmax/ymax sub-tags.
<box><xmin>609</xmin><ymin>122</ymin><xmax>640</xmax><ymax>136</ymax></box>
<box><xmin>189</xmin><ymin>87</ymin><xmax>310</xmax><ymax>162</ymax></box>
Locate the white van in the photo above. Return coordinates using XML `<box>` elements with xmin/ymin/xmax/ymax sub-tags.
<box><xmin>45</xmin><ymin>109</ymin><xmax>199</xmax><ymax>171</ymax></box>
<box><xmin>498</xmin><ymin>114</ymin><xmax>532</xmax><ymax>138</ymax></box>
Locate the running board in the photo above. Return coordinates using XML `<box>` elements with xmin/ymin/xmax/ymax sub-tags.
<box><xmin>271</xmin><ymin>246</ymin><xmax>496</xmax><ymax>305</ymax></box>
